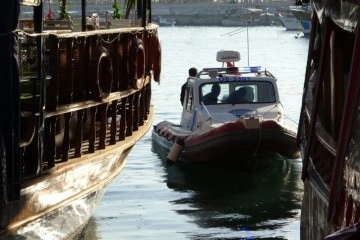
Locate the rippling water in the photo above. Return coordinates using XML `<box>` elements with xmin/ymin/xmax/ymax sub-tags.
<box><xmin>84</xmin><ymin>26</ymin><xmax>309</xmax><ymax>240</ymax></box>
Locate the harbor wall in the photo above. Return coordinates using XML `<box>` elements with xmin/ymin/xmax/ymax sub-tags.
<box><xmin>155</xmin><ymin>14</ymin><xmax>223</xmax><ymax>25</ymax></box>
<box><xmin>151</xmin><ymin>1</ymin><xmax>295</xmax><ymax>26</ymax></box>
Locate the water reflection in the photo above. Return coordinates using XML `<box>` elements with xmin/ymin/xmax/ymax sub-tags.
<box><xmin>152</xmin><ymin>141</ymin><xmax>303</xmax><ymax>239</ymax></box>
<box><xmin>81</xmin><ymin>217</ymin><xmax>99</xmax><ymax>239</ymax></box>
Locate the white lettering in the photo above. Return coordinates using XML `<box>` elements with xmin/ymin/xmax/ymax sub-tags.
<box><xmin>220</xmin><ymin>53</ymin><xmax>239</xmax><ymax>61</ymax></box>
<box><xmin>219</xmin><ymin>77</ymin><xmax>251</xmax><ymax>82</ymax></box>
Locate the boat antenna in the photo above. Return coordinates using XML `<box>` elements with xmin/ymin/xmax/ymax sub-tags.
<box><xmin>219</xmin><ymin>24</ymin><xmax>249</xmax><ymax>65</ymax></box>
<box><xmin>247</xmin><ymin>25</ymin><xmax>249</xmax><ymax>66</ymax></box>
<box><xmin>220</xmin><ymin>27</ymin><xmax>247</xmax><ymax>36</ymax></box>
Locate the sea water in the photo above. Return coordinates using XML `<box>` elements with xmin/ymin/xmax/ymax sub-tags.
<box><xmin>84</xmin><ymin>26</ymin><xmax>309</xmax><ymax>240</ymax></box>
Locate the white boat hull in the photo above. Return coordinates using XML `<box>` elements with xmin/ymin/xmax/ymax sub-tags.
<box><xmin>278</xmin><ymin>13</ymin><xmax>300</xmax><ymax>31</ymax></box>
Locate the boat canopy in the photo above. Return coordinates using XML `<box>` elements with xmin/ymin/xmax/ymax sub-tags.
<box><xmin>313</xmin><ymin>0</ymin><xmax>360</xmax><ymax>32</ymax></box>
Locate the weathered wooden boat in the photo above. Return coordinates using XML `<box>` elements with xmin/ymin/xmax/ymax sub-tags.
<box><xmin>0</xmin><ymin>0</ymin><xmax>161</xmax><ymax>238</ymax></box>
<box><xmin>298</xmin><ymin>0</ymin><xmax>360</xmax><ymax>239</ymax></box>
<box><xmin>152</xmin><ymin>50</ymin><xmax>299</xmax><ymax>172</ymax></box>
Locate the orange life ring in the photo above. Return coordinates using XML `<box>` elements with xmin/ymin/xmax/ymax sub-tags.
<box><xmin>90</xmin><ymin>46</ymin><xmax>113</xmax><ymax>100</ymax></box>
<box><xmin>128</xmin><ymin>37</ymin><xmax>145</xmax><ymax>89</ymax></box>
<box><xmin>151</xmin><ymin>35</ymin><xmax>161</xmax><ymax>83</ymax></box>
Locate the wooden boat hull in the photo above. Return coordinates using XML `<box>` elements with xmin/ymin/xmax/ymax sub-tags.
<box><xmin>14</xmin><ymin>188</ymin><xmax>106</xmax><ymax>239</ymax></box>
<box><xmin>0</xmin><ymin>109</ymin><xmax>153</xmax><ymax>238</ymax></box>
<box><xmin>298</xmin><ymin>1</ymin><xmax>360</xmax><ymax>238</ymax></box>
<box><xmin>300</xmin><ymin>159</ymin><xmax>334</xmax><ymax>239</ymax></box>
<box><xmin>2</xmin><ymin>0</ymin><xmax>161</xmax><ymax>237</ymax></box>
<box><xmin>152</xmin><ymin>119</ymin><xmax>299</xmax><ymax>171</ymax></box>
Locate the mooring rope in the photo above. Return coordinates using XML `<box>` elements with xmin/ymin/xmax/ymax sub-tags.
<box><xmin>251</xmin><ymin>116</ymin><xmax>264</xmax><ymax>158</ymax></box>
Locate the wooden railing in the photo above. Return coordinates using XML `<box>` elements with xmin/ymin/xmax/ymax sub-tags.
<box><xmin>19</xmin><ymin>26</ymin><xmax>160</xmax><ymax>177</ymax></box>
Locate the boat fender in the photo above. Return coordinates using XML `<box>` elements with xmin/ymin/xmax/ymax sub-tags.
<box><xmin>90</xmin><ymin>45</ymin><xmax>113</xmax><ymax>100</ymax></box>
<box><xmin>129</xmin><ymin>37</ymin><xmax>145</xmax><ymax>89</ymax></box>
<box><xmin>151</xmin><ymin>34</ymin><xmax>161</xmax><ymax>83</ymax></box>
<box><xmin>167</xmin><ymin>138</ymin><xmax>184</xmax><ymax>163</ymax></box>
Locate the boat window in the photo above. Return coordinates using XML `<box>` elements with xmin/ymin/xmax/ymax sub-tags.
<box><xmin>201</xmin><ymin>81</ymin><xmax>276</xmax><ymax>104</ymax></box>
<box><xmin>200</xmin><ymin>83</ymin><xmax>229</xmax><ymax>105</ymax></box>
<box><xmin>229</xmin><ymin>82</ymin><xmax>276</xmax><ymax>103</ymax></box>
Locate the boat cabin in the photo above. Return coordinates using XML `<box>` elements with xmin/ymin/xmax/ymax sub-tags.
<box><xmin>181</xmin><ymin>50</ymin><xmax>283</xmax><ymax>131</ymax></box>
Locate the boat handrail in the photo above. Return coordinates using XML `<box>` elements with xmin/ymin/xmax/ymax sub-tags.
<box><xmin>198</xmin><ymin>68</ymin><xmax>276</xmax><ymax>82</ymax></box>
<box><xmin>201</xmin><ymin>67</ymin><xmax>238</xmax><ymax>73</ymax></box>
<box><xmin>201</xmin><ymin>66</ymin><xmax>261</xmax><ymax>75</ymax></box>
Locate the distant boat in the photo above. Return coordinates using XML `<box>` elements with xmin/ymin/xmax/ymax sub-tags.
<box><xmin>153</xmin><ymin>16</ymin><xmax>176</xmax><ymax>26</ymax></box>
<box><xmin>259</xmin><ymin>13</ymin><xmax>275</xmax><ymax>26</ymax></box>
<box><xmin>220</xmin><ymin>16</ymin><xmax>251</xmax><ymax>27</ymax></box>
<box><xmin>289</xmin><ymin>4</ymin><xmax>312</xmax><ymax>36</ymax></box>
<box><xmin>220</xmin><ymin>8</ymin><xmax>264</xmax><ymax>27</ymax></box>
<box><xmin>278</xmin><ymin>12</ymin><xmax>300</xmax><ymax>31</ymax></box>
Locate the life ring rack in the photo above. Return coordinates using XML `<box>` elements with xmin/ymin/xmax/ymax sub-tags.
<box><xmin>90</xmin><ymin>45</ymin><xmax>113</xmax><ymax>101</ymax></box>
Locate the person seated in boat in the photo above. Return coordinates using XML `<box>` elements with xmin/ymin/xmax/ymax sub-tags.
<box><xmin>227</xmin><ymin>86</ymin><xmax>254</xmax><ymax>104</ymax></box>
<box><xmin>201</xmin><ymin>83</ymin><xmax>221</xmax><ymax>105</ymax></box>
<box><xmin>244</xmin><ymin>87</ymin><xmax>254</xmax><ymax>102</ymax></box>
<box><xmin>180</xmin><ymin>67</ymin><xmax>197</xmax><ymax>106</ymax></box>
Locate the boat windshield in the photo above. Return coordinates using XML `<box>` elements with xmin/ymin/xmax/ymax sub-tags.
<box><xmin>200</xmin><ymin>81</ymin><xmax>276</xmax><ymax>105</ymax></box>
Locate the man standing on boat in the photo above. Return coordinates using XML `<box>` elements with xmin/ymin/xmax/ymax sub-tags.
<box><xmin>180</xmin><ymin>67</ymin><xmax>197</xmax><ymax>106</ymax></box>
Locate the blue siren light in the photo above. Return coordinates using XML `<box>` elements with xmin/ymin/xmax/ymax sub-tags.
<box><xmin>241</xmin><ymin>66</ymin><xmax>261</xmax><ymax>72</ymax></box>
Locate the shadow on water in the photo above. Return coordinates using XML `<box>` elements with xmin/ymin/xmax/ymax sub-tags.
<box><xmin>79</xmin><ymin>217</ymin><xmax>99</xmax><ymax>239</ymax></box>
<box><xmin>152</xmin><ymin>140</ymin><xmax>303</xmax><ymax>239</ymax></box>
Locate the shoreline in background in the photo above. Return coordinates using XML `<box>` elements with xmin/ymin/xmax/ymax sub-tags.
<box><xmin>21</xmin><ymin>0</ymin><xmax>297</xmax><ymax>27</ymax></box>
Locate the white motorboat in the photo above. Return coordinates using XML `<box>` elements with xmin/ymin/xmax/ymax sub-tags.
<box><xmin>152</xmin><ymin>50</ymin><xmax>299</xmax><ymax>171</ymax></box>
<box><xmin>278</xmin><ymin>11</ymin><xmax>300</xmax><ymax>31</ymax></box>
<box><xmin>289</xmin><ymin>4</ymin><xmax>312</xmax><ymax>36</ymax></box>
